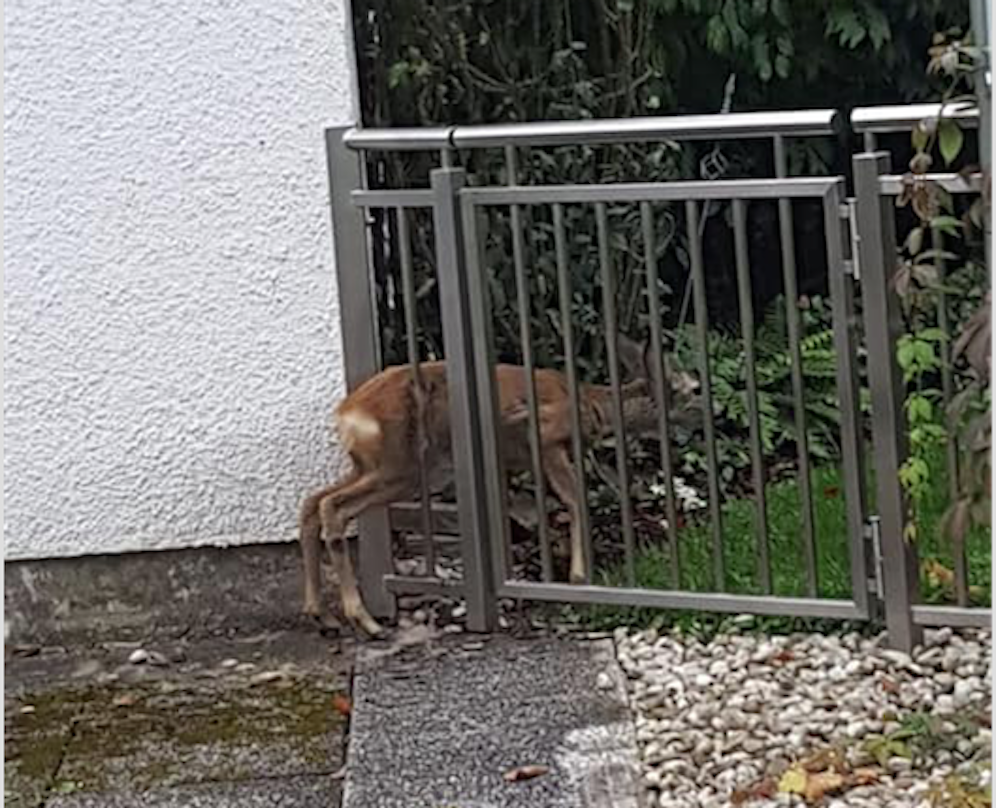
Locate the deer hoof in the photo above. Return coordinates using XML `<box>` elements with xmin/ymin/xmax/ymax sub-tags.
<box><xmin>344</xmin><ymin>605</ymin><xmax>384</xmax><ymax>638</ymax></box>
<box><xmin>569</xmin><ymin>568</ymin><xmax>587</xmax><ymax>585</ymax></box>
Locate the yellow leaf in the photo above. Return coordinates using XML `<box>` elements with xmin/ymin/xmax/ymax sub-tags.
<box><xmin>778</xmin><ymin>766</ymin><xmax>808</xmax><ymax>795</ymax></box>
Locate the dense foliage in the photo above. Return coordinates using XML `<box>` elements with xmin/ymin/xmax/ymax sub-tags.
<box><xmin>355</xmin><ymin>0</ymin><xmax>968</xmax><ymax>128</ymax></box>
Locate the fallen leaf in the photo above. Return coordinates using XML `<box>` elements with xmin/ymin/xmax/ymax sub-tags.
<box><xmin>848</xmin><ymin>768</ymin><xmax>880</xmax><ymax>786</ymax></box>
<box><xmin>778</xmin><ymin>766</ymin><xmax>807</xmax><ymax>795</ymax></box>
<box><xmin>113</xmin><ymin>694</ymin><xmax>137</xmax><ymax>708</ymax></box>
<box><xmin>731</xmin><ymin>779</ymin><xmax>776</xmax><ymax>804</ymax></box>
<box><xmin>880</xmin><ymin>677</ymin><xmax>901</xmax><ymax>695</ymax></box>
<box><xmin>503</xmin><ymin>764</ymin><xmax>549</xmax><ymax>782</ymax></box>
<box><xmin>804</xmin><ymin>770</ymin><xmax>846</xmax><ymax>802</ymax></box>
<box><xmin>801</xmin><ymin>747</ymin><xmax>847</xmax><ymax>773</ymax></box>
<box><xmin>823</xmin><ymin>486</ymin><xmax>840</xmax><ymax>499</ymax></box>
<box><xmin>332</xmin><ymin>695</ymin><xmax>352</xmax><ymax>716</ymax></box>
<box><xmin>923</xmin><ymin>559</ymin><xmax>956</xmax><ymax>588</ymax></box>
<box><xmin>769</xmin><ymin>649</ymin><xmax>795</xmax><ymax>666</ymax></box>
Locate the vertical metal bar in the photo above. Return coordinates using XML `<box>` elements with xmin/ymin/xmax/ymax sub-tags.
<box><xmin>732</xmin><ymin>200</ymin><xmax>771</xmax><ymax>593</ymax></box>
<box><xmin>685</xmin><ymin>200</ymin><xmax>725</xmax><ymax>589</ymax></box>
<box><xmin>397</xmin><ymin>207</ymin><xmax>436</xmax><ymax>577</ymax></box>
<box><xmin>431</xmin><ymin>167</ymin><xmax>496</xmax><ymax>632</ymax></box>
<box><xmin>506</xmin><ymin>146</ymin><xmax>553</xmax><ymax>582</ymax></box>
<box><xmin>596</xmin><ymin>202</ymin><xmax>636</xmax><ymax>586</ymax></box>
<box><xmin>774</xmin><ymin>135</ymin><xmax>818</xmax><ymax>597</ymax></box>
<box><xmin>641</xmin><ymin>203</ymin><xmax>681</xmax><ymax>586</ymax></box>
<box><xmin>932</xmin><ymin>226</ymin><xmax>968</xmax><ymax>606</ymax></box>
<box><xmin>854</xmin><ymin>152</ymin><xmax>921</xmax><ymax>651</ymax></box>
<box><xmin>554</xmin><ymin>203</ymin><xmax>594</xmax><ymax>581</ymax></box>
<box><xmin>824</xmin><ymin>181</ymin><xmax>871</xmax><ymax>618</ymax></box>
<box><xmin>970</xmin><ymin>0</ymin><xmax>991</xmax><ymax>261</ymax></box>
<box><xmin>325</xmin><ymin>127</ymin><xmax>395</xmax><ymax>620</ymax></box>
<box><xmin>461</xmin><ymin>201</ymin><xmax>514</xmax><ymax>595</ymax></box>
<box><xmin>862</xmin><ymin>131</ymin><xmax>878</xmax><ymax>153</ymax></box>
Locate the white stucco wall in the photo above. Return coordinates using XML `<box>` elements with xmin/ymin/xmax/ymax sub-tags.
<box><xmin>4</xmin><ymin>0</ymin><xmax>358</xmax><ymax>558</ymax></box>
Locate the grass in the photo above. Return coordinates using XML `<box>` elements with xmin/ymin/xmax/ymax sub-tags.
<box><xmin>566</xmin><ymin>448</ymin><xmax>990</xmax><ymax>633</ymax></box>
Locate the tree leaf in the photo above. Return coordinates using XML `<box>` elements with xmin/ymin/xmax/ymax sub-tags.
<box><xmin>938</xmin><ymin>119</ymin><xmax>965</xmax><ymax>166</ymax></box>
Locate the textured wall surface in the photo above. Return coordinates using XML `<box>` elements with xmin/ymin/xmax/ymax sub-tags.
<box><xmin>4</xmin><ymin>0</ymin><xmax>358</xmax><ymax>558</ymax></box>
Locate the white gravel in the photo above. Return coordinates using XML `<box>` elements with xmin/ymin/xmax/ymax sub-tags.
<box><xmin>615</xmin><ymin>625</ymin><xmax>991</xmax><ymax>807</ymax></box>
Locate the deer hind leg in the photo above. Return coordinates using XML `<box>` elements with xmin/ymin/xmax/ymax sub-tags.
<box><xmin>300</xmin><ymin>480</ymin><xmax>351</xmax><ymax>620</ymax></box>
<box><xmin>543</xmin><ymin>445</ymin><xmax>588</xmax><ymax>584</ymax></box>
<box><xmin>318</xmin><ymin>472</ymin><xmax>413</xmax><ymax>637</ymax></box>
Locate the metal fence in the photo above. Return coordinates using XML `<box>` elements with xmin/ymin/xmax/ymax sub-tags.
<box><xmin>324</xmin><ymin>104</ymin><xmax>989</xmax><ymax>650</ymax></box>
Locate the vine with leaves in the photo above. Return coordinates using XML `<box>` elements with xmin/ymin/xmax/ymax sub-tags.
<box><xmin>895</xmin><ymin>32</ymin><xmax>990</xmax><ymax>563</ymax></box>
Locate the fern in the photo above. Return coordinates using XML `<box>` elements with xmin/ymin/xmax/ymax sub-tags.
<box><xmin>672</xmin><ymin>294</ymin><xmax>847</xmax><ymax>475</ymax></box>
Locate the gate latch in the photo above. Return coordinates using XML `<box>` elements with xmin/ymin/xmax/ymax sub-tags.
<box><xmin>839</xmin><ymin>199</ymin><xmax>861</xmax><ymax>281</ymax></box>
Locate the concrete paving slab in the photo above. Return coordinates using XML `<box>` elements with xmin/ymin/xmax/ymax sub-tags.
<box><xmin>344</xmin><ymin>635</ymin><xmax>645</xmax><ymax>808</ymax></box>
<box><xmin>4</xmin><ymin>629</ymin><xmax>350</xmax><ymax>807</ymax></box>
<box><xmin>45</xmin><ymin>775</ymin><xmax>341</xmax><ymax>807</ymax></box>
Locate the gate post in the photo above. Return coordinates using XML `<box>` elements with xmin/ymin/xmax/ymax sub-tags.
<box><xmin>853</xmin><ymin>152</ymin><xmax>922</xmax><ymax>651</ymax></box>
<box><xmin>430</xmin><ymin>167</ymin><xmax>497</xmax><ymax>632</ymax></box>
<box><xmin>324</xmin><ymin>127</ymin><xmax>396</xmax><ymax>621</ymax></box>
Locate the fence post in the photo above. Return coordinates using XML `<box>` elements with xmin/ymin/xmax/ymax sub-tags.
<box><xmin>324</xmin><ymin>127</ymin><xmax>396</xmax><ymax>621</ymax></box>
<box><xmin>853</xmin><ymin>152</ymin><xmax>922</xmax><ymax>651</ymax></box>
<box><xmin>430</xmin><ymin>167</ymin><xmax>497</xmax><ymax>632</ymax></box>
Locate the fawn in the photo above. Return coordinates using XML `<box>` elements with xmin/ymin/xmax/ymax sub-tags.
<box><xmin>299</xmin><ymin>336</ymin><xmax>700</xmax><ymax>636</ymax></box>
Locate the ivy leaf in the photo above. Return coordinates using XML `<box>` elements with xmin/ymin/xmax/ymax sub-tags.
<box><xmin>938</xmin><ymin>119</ymin><xmax>965</xmax><ymax>166</ymax></box>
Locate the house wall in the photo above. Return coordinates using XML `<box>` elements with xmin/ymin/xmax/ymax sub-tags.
<box><xmin>4</xmin><ymin>0</ymin><xmax>358</xmax><ymax>559</ymax></box>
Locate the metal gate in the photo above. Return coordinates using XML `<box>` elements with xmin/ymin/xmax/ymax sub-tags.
<box><xmin>326</xmin><ymin>106</ymin><xmax>989</xmax><ymax>650</ymax></box>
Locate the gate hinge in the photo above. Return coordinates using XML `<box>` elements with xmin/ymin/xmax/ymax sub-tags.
<box><xmin>839</xmin><ymin>199</ymin><xmax>862</xmax><ymax>281</ymax></box>
<box><xmin>865</xmin><ymin>515</ymin><xmax>884</xmax><ymax>598</ymax></box>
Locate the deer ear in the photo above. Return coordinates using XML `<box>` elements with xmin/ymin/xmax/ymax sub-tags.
<box><xmin>616</xmin><ymin>334</ymin><xmax>649</xmax><ymax>380</ymax></box>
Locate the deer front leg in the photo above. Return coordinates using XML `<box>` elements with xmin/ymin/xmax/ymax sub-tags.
<box><xmin>543</xmin><ymin>446</ymin><xmax>588</xmax><ymax>584</ymax></box>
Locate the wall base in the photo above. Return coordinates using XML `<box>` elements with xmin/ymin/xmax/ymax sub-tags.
<box><xmin>5</xmin><ymin>542</ymin><xmax>311</xmax><ymax>647</ymax></box>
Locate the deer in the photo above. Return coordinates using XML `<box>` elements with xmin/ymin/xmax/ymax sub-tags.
<box><xmin>299</xmin><ymin>335</ymin><xmax>701</xmax><ymax>637</ymax></box>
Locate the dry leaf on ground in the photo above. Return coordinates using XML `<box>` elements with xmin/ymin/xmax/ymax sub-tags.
<box><xmin>848</xmin><ymin>768</ymin><xmax>880</xmax><ymax>787</ymax></box>
<box><xmin>332</xmin><ymin>694</ymin><xmax>352</xmax><ymax>716</ymax></box>
<box><xmin>804</xmin><ymin>770</ymin><xmax>846</xmax><ymax>802</ymax></box>
<box><xmin>503</xmin><ymin>764</ymin><xmax>550</xmax><ymax>782</ymax></box>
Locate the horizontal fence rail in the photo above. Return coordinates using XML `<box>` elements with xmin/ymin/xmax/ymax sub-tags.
<box><xmin>851</xmin><ymin>102</ymin><xmax>980</xmax><ymax>134</ymax></box>
<box><xmin>460</xmin><ymin>177</ymin><xmax>841</xmax><ymax>204</ymax></box>
<box><xmin>344</xmin><ymin>109</ymin><xmax>839</xmax><ymax>152</ymax></box>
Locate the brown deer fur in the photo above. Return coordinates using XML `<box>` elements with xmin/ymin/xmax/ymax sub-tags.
<box><xmin>300</xmin><ymin>339</ymin><xmax>699</xmax><ymax>636</ymax></box>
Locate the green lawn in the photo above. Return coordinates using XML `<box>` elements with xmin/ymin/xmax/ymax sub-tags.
<box><xmin>570</xmin><ymin>451</ymin><xmax>990</xmax><ymax>633</ymax></box>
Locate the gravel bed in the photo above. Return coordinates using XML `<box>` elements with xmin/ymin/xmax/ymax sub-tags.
<box><xmin>615</xmin><ymin>625</ymin><xmax>991</xmax><ymax>807</ymax></box>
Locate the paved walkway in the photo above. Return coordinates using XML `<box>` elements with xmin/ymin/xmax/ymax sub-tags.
<box><xmin>344</xmin><ymin>633</ymin><xmax>645</xmax><ymax>808</ymax></box>
<box><xmin>6</xmin><ymin>628</ymin><xmax>644</xmax><ymax>807</ymax></box>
